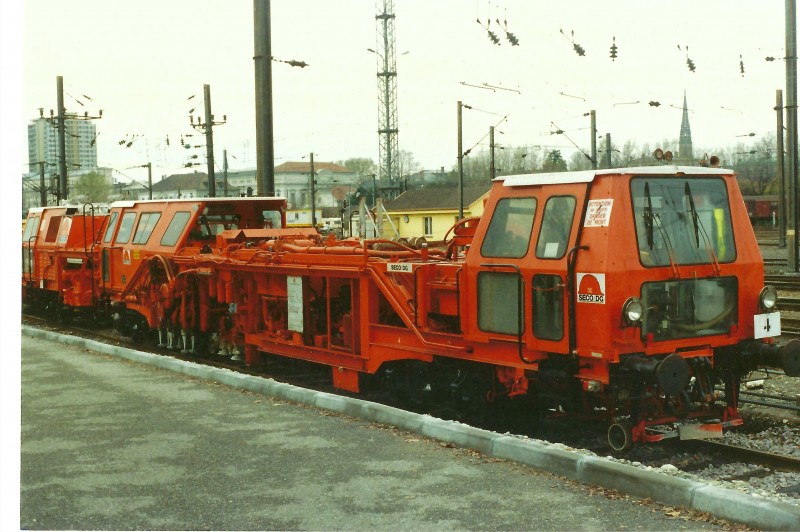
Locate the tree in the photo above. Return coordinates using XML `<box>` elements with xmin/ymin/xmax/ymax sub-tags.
<box><xmin>542</xmin><ymin>150</ymin><xmax>568</xmax><ymax>172</ymax></box>
<box><xmin>336</xmin><ymin>157</ymin><xmax>376</xmax><ymax>178</ymax></box>
<box><xmin>396</xmin><ymin>150</ymin><xmax>421</xmax><ymax>179</ymax></box>
<box><xmin>731</xmin><ymin>135</ymin><xmax>777</xmax><ymax>195</ymax></box>
<box><xmin>73</xmin><ymin>171</ymin><xmax>111</xmax><ymax>203</ymax></box>
<box><xmin>568</xmin><ymin>151</ymin><xmax>593</xmax><ymax>171</ymax></box>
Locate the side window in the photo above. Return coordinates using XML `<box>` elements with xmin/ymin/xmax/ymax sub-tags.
<box><xmin>161</xmin><ymin>211</ymin><xmax>191</xmax><ymax>247</ymax></box>
<box><xmin>132</xmin><ymin>212</ymin><xmax>162</xmax><ymax>244</ymax></box>
<box><xmin>480</xmin><ymin>197</ymin><xmax>537</xmax><ymax>258</ymax></box>
<box><xmin>532</xmin><ymin>274</ymin><xmax>564</xmax><ymax>340</ymax></box>
<box><xmin>23</xmin><ymin>216</ymin><xmax>40</xmax><ymax>241</ymax></box>
<box><xmin>103</xmin><ymin>212</ymin><xmax>119</xmax><ymax>243</ymax></box>
<box><xmin>478</xmin><ymin>271</ymin><xmax>522</xmax><ymax>335</ymax></box>
<box><xmin>45</xmin><ymin>216</ymin><xmax>62</xmax><ymax>243</ymax></box>
<box><xmin>535</xmin><ymin>196</ymin><xmax>576</xmax><ymax>259</ymax></box>
<box><xmin>115</xmin><ymin>212</ymin><xmax>137</xmax><ymax>244</ymax></box>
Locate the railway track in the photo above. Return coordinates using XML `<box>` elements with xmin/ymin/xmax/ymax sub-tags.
<box><xmin>680</xmin><ymin>439</ymin><xmax>800</xmax><ymax>475</ymax></box>
<box><xmin>783</xmin><ymin>316</ymin><xmax>800</xmax><ymax>338</ymax></box>
<box><xmin>765</xmin><ymin>274</ymin><xmax>800</xmax><ymax>293</ymax></box>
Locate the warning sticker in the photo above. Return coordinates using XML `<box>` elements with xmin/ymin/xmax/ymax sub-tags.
<box><xmin>576</xmin><ymin>273</ymin><xmax>606</xmax><ymax>304</ymax></box>
<box><xmin>122</xmin><ymin>249</ymin><xmax>131</xmax><ymax>265</ymax></box>
<box><xmin>584</xmin><ymin>199</ymin><xmax>614</xmax><ymax>227</ymax></box>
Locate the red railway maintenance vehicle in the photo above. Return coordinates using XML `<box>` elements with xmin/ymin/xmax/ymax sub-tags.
<box><xmin>22</xmin><ymin>165</ymin><xmax>800</xmax><ymax>450</ymax></box>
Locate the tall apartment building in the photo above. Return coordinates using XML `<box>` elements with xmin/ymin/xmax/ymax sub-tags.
<box><xmin>27</xmin><ymin>117</ymin><xmax>98</xmax><ymax>172</ymax></box>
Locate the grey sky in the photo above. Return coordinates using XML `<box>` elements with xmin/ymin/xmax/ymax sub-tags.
<box><xmin>6</xmin><ymin>1</ymin><xmax>795</xmax><ymax>183</ymax></box>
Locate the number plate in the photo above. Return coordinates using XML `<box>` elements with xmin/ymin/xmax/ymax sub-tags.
<box><xmin>754</xmin><ymin>312</ymin><xmax>781</xmax><ymax>339</ymax></box>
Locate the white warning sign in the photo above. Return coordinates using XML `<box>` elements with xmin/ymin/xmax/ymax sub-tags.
<box><xmin>287</xmin><ymin>276</ymin><xmax>304</xmax><ymax>333</ymax></box>
<box><xmin>584</xmin><ymin>199</ymin><xmax>614</xmax><ymax>227</ymax></box>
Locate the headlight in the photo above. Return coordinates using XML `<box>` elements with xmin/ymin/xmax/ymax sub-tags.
<box><xmin>622</xmin><ymin>297</ymin><xmax>644</xmax><ymax>325</ymax></box>
<box><xmin>759</xmin><ymin>285</ymin><xmax>778</xmax><ymax>310</ymax></box>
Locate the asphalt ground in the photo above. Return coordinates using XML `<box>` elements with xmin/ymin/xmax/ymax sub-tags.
<box><xmin>17</xmin><ymin>329</ymin><xmax>800</xmax><ymax>530</ymax></box>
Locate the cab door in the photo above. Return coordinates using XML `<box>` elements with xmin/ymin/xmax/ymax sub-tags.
<box><xmin>104</xmin><ymin>211</ymin><xmax>137</xmax><ymax>293</ymax></box>
<box><xmin>528</xmin><ymin>194</ymin><xmax>579</xmax><ymax>355</ymax></box>
<box><xmin>469</xmin><ymin>194</ymin><xmax>538</xmax><ymax>347</ymax></box>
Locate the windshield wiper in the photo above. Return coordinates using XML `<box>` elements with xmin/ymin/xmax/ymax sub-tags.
<box><xmin>684</xmin><ymin>181</ymin><xmax>721</xmax><ymax>275</ymax></box>
<box><xmin>684</xmin><ymin>182</ymin><xmax>700</xmax><ymax>247</ymax></box>
<box><xmin>644</xmin><ymin>182</ymin><xmax>654</xmax><ymax>249</ymax></box>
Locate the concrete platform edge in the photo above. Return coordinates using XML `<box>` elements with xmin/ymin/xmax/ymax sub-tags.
<box><xmin>21</xmin><ymin>325</ymin><xmax>800</xmax><ymax>531</ymax></box>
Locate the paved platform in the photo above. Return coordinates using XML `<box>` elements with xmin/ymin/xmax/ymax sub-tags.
<box><xmin>19</xmin><ymin>328</ymin><xmax>800</xmax><ymax>530</ymax></box>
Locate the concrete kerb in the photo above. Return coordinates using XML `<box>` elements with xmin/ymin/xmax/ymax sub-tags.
<box><xmin>21</xmin><ymin>325</ymin><xmax>800</xmax><ymax>530</ymax></box>
<box><xmin>690</xmin><ymin>484</ymin><xmax>800</xmax><ymax>530</ymax></box>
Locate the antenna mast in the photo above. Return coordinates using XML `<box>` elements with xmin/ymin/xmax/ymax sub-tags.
<box><xmin>375</xmin><ymin>0</ymin><xmax>399</xmax><ymax>198</ymax></box>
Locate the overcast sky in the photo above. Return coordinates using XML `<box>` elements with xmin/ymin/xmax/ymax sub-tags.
<box><xmin>2</xmin><ymin>1</ymin><xmax>796</xmax><ymax>185</ymax></box>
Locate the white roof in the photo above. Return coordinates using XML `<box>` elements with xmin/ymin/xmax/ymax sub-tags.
<box><xmin>499</xmin><ymin>165</ymin><xmax>732</xmax><ymax>187</ymax></box>
<box><xmin>109</xmin><ymin>196</ymin><xmax>287</xmax><ymax>209</ymax></box>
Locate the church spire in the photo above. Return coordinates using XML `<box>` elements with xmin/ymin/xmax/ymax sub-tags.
<box><xmin>678</xmin><ymin>91</ymin><xmax>693</xmax><ymax>160</ymax></box>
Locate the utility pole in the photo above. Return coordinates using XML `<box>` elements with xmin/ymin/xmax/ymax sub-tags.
<box><xmin>50</xmin><ymin>76</ymin><xmax>102</xmax><ymax>204</ymax></box>
<box><xmin>590</xmin><ymin>110</ymin><xmax>597</xmax><ymax>169</ymax></box>
<box><xmin>606</xmin><ymin>133</ymin><xmax>612</xmax><ymax>168</ymax></box>
<box><xmin>309</xmin><ymin>152</ymin><xmax>316</xmax><ymax>227</ymax></box>
<box><xmin>57</xmin><ymin>76</ymin><xmax>67</xmax><ymax>203</ymax></box>
<box><xmin>223</xmin><ymin>149</ymin><xmax>229</xmax><ymax>197</ymax></box>
<box><xmin>38</xmin><ymin>162</ymin><xmax>47</xmax><ymax>207</ymax></box>
<box><xmin>142</xmin><ymin>162</ymin><xmax>152</xmax><ymax>200</ymax></box>
<box><xmin>490</xmin><ymin>126</ymin><xmax>496</xmax><ymax>181</ymax></box>
<box><xmin>254</xmin><ymin>0</ymin><xmax>275</xmax><ymax>197</ymax></box>
<box><xmin>777</xmin><ymin>90</ymin><xmax>787</xmax><ymax>248</ymax></box>
<box><xmin>786</xmin><ymin>0</ymin><xmax>800</xmax><ymax>271</ymax></box>
<box><xmin>191</xmin><ymin>84</ymin><xmax>226</xmax><ymax>198</ymax></box>
<box><xmin>457</xmin><ymin>100</ymin><xmax>464</xmax><ymax>220</ymax></box>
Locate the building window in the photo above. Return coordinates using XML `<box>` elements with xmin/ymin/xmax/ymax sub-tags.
<box><xmin>423</xmin><ymin>216</ymin><xmax>432</xmax><ymax>236</ymax></box>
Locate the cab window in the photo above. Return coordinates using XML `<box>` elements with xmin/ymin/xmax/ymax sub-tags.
<box><xmin>161</xmin><ymin>211</ymin><xmax>191</xmax><ymax>247</ymax></box>
<box><xmin>535</xmin><ymin>196</ymin><xmax>576</xmax><ymax>259</ymax></box>
<box><xmin>115</xmin><ymin>212</ymin><xmax>137</xmax><ymax>244</ymax></box>
<box><xmin>103</xmin><ymin>212</ymin><xmax>119</xmax><ymax>243</ymax></box>
<box><xmin>262</xmin><ymin>210</ymin><xmax>282</xmax><ymax>228</ymax></box>
<box><xmin>480</xmin><ymin>197</ymin><xmax>537</xmax><ymax>258</ymax></box>
<box><xmin>132</xmin><ymin>212</ymin><xmax>161</xmax><ymax>244</ymax></box>
<box><xmin>23</xmin><ymin>216</ymin><xmax>40</xmax><ymax>241</ymax></box>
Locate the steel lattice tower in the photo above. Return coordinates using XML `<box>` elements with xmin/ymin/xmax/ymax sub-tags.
<box><xmin>375</xmin><ymin>0</ymin><xmax>398</xmax><ymax>196</ymax></box>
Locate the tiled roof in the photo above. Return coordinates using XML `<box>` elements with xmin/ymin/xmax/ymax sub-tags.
<box><xmin>384</xmin><ymin>184</ymin><xmax>490</xmax><ymax>212</ymax></box>
<box><xmin>152</xmin><ymin>171</ymin><xmax>240</xmax><ymax>193</ymax></box>
<box><xmin>152</xmin><ymin>172</ymin><xmax>209</xmax><ymax>191</ymax></box>
<box><xmin>274</xmin><ymin>161</ymin><xmax>352</xmax><ymax>174</ymax></box>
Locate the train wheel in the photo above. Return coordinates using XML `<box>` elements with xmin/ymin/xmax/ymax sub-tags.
<box><xmin>381</xmin><ymin>361</ymin><xmax>431</xmax><ymax>409</ymax></box>
<box><xmin>607</xmin><ymin>419</ymin><xmax>635</xmax><ymax>452</ymax></box>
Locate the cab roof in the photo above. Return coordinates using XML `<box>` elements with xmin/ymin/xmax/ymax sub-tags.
<box><xmin>108</xmin><ymin>196</ymin><xmax>287</xmax><ymax>209</ymax></box>
<box><xmin>499</xmin><ymin>165</ymin><xmax>732</xmax><ymax>187</ymax></box>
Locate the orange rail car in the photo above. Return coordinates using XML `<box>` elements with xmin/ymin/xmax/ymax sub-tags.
<box><xmin>22</xmin><ymin>205</ymin><xmax>107</xmax><ymax>319</ymax></box>
<box><xmin>22</xmin><ymin>166</ymin><xmax>800</xmax><ymax>450</ymax></box>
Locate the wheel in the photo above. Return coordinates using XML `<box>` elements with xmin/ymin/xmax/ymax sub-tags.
<box><xmin>607</xmin><ymin>419</ymin><xmax>635</xmax><ymax>452</ymax></box>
